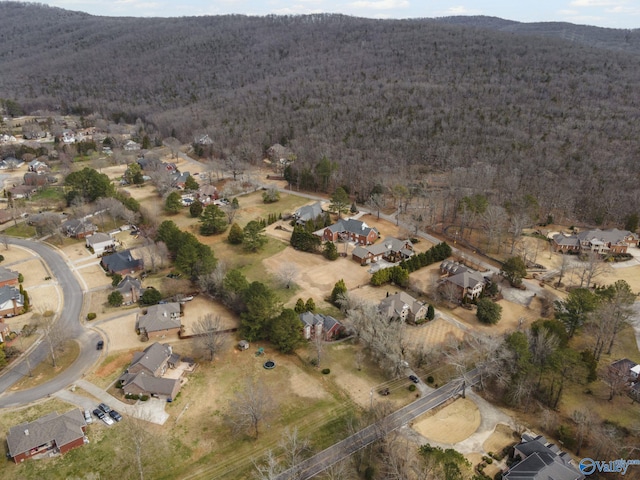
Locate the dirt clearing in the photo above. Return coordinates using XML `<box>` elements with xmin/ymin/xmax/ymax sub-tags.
<box><xmin>412</xmin><ymin>397</ymin><xmax>481</xmax><ymax>443</ymax></box>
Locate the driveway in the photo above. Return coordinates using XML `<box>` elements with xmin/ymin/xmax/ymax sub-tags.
<box><xmin>55</xmin><ymin>379</ymin><xmax>169</xmax><ymax>425</ymax></box>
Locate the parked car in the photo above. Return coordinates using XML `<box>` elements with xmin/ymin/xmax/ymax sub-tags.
<box><xmin>96</xmin><ymin>340</ymin><xmax>104</xmax><ymax>350</ymax></box>
<box><xmin>409</xmin><ymin>375</ymin><xmax>420</xmax><ymax>384</ymax></box>
<box><xmin>83</xmin><ymin>409</ymin><xmax>93</xmax><ymax>424</ymax></box>
<box><xmin>102</xmin><ymin>415</ymin><xmax>114</xmax><ymax>426</ymax></box>
<box><xmin>93</xmin><ymin>409</ymin><xmax>105</xmax><ymax>419</ymax></box>
<box><xmin>109</xmin><ymin>410</ymin><xmax>123</xmax><ymax>422</ymax></box>
<box><xmin>98</xmin><ymin>403</ymin><xmax>111</xmax><ymax>414</ymax></box>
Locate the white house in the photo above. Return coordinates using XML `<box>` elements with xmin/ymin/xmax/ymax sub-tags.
<box><xmin>85</xmin><ymin>232</ymin><xmax>116</xmax><ymax>256</ymax></box>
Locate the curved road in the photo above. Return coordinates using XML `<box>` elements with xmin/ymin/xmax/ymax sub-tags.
<box><xmin>0</xmin><ymin>238</ymin><xmax>101</xmax><ymax>408</ymax></box>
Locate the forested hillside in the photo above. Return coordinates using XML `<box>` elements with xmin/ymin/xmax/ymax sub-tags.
<box><xmin>1</xmin><ymin>2</ymin><xmax>640</xmax><ymax>227</ymax></box>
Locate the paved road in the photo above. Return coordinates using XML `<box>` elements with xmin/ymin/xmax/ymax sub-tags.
<box><xmin>0</xmin><ymin>238</ymin><xmax>101</xmax><ymax>408</ymax></box>
<box><xmin>275</xmin><ymin>369</ymin><xmax>480</xmax><ymax>480</ymax></box>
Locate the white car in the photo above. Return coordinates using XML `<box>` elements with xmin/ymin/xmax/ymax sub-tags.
<box><xmin>102</xmin><ymin>415</ymin><xmax>114</xmax><ymax>426</ymax></box>
<box><xmin>83</xmin><ymin>409</ymin><xmax>93</xmax><ymax>424</ymax></box>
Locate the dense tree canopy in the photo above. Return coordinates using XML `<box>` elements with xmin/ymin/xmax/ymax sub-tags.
<box><xmin>64</xmin><ymin>167</ymin><xmax>114</xmax><ymax>203</ymax></box>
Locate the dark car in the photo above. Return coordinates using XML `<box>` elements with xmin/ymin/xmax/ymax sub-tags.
<box><xmin>98</xmin><ymin>403</ymin><xmax>111</xmax><ymax>414</ymax></box>
<box><xmin>96</xmin><ymin>340</ymin><xmax>104</xmax><ymax>350</ymax></box>
<box><xmin>109</xmin><ymin>410</ymin><xmax>123</xmax><ymax>422</ymax></box>
<box><xmin>409</xmin><ymin>375</ymin><xmax>420</xmax><ymax>384</ymax></box>
<box><xmin>93</xmin><ymin>408</ymin><xmax>105</xmax><ymax>419</ymax></box>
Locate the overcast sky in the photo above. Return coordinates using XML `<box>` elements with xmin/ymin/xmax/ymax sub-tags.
<box><xmin>17</xmin><ymin>0</ymin><xmax>640</xmax><ymax>29</ymax></box>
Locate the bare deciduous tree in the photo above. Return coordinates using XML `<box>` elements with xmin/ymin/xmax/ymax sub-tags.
<box><xmin>578</xmin><ymin>250</ymin><xmax>609</xmax><ymax>289</ymax></box>
<box><xmin>228</xmin><ymin>376</ymin><xmax>276</xmax><ymax>438</ymax></box>
<box><xmin>193</xmin><ymin>313</ymin><xmax>227</xmax><ymax>361</ymax></box>
<box><xmin>38</xmin><ymin>311</ymin><xmax>67</xmax><ymax>368</ymax></box>
<box><xmin>275</xmin><ymin>262</ymin><xmax>299</xmax><ymax>289</ymax></box>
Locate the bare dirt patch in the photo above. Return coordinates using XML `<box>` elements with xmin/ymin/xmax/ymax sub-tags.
<box><xmin>412</xmin><ymin>397</ymin><xmax>481</xmax><ymax>443</ymax></box>
<box><xmin>263</xmin><ymin>246</ymin><xmax>371</xmax><ymax>308</ymax></box>
<box><xmin>288</xmin><ymin>370</ymin><xmax>331</xmax><ymax>400</ymax></box>
<box><xmin>180</xmin><ymin>297</ymin><xmax>238</xmax><ymax>336</ymax></box>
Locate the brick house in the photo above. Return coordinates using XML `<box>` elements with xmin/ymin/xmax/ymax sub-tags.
<box><xmin>115</xmin><ymin>275</ymin><xmax>143</xmax><ymax>304</ymax></box>
<box><xmin>137</xmin><ymin>303</ymin><xmax>182</xmax><ymax>339</ymax></box>
<box><xmin>378</xmin><ymin>292</ymin><xmax>427</xmax><ymax>323</ymax></box>
<box><xmin>439</xmin><ymin>260</ymin><xmax>487</xmax><ymax>301</ymax></box>
<box><xmin>352</xmin><ymin>236</ymin><xmax>414</xmax><ymax>265</ymax></box>
<box><xmin>0</xmin><ymin>267</ymin><xmax>19</xmax><ymax>287</ymax></box>
<box><xmin>552</xmin><ymin>228</ymin><xmax>638</xmax><ymax>254</ymax></box>
<box><xmin>0</xmin><ymin>285</ymin><xmax>24</xmax><ymax>316</ymax></box>
<box><xmin>101</xmin><ymin>250</ymin><xmax>143</xmax><ymax>275</ymax></box>
<box><xmin>322</xmin><ymin>218</ymin><xmax>379</xmax><ymax>245</ymax></box>
<box><xmin>62</xmin><ymin>218</ymin><xmax>98</xmax><ymax>239</ymax></box>
<box><xmin>118</xmin><ymin>342</ymin><xmax>181</xmax><ymax>401</ymax></box>
<box><xmin>7</xmin><ymin>410</ymin><xmax>87</xmax><ymax>463</ymax></box>
<box><xmin>299</xmin><ymin>312</ymin><xmax>343</xmax><ymax>341</ymax></box>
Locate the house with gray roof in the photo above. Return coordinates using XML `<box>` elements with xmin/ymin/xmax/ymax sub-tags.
<box><xmin>322</xmin><ymin>218</ymin><xmax>379</xmax><ymax>245</ymax></box>
<box><xmin>503</xmin><ymin>433</ymin><xmax>583</xmax><ymax>480</ymax></box>
<box><xmin>552</xmin><ymin>228</ymin><xmax>638</xmax><ymax>254</ymax></box>
<box><xmin>0</xmin><ymin>285</ymin><xmax>24</xmax><ymax>316</ymax></box>
<box><xmin>85</xmin><ymin>232</ymin><xmax>115</xmax><ymax>256</ymax></box>
<box><xmin>293</xmin><ymin>201</ymin><xmax>324</xmax><ymax>226</ymax></box>
<box><xmin>62</xmin><ymin>218</ymin><xmax>98</xmax><ymax>239</ymax></box>
<box><xmin>137</xmin><ymin>303</ymin><xmax>182</xmax><ymax>339</ymax></box>
<box><xmin>0</xmin><ymin>266</ymin><xmax>19</xmax><ymax>288</ymax></box>
<box><xmin>101</xmin><ymin>249</ymin><xmax>143</xmax><ymax>275</ymax></box>
<box><xmin>439</xmin><ymin>260</ymin><xmax>488</xmax><ymax>301</ymax></box>
<box><xmin>7</xmin><ymin>409</ymin><xmax>87</xmax><ymax>463</ymax></box>
<box><xmin>118</xmin><ymin>342</ymin><xmax>182</xmax><ymax>401</ymax></box>
<box><xmin>299</xmin><ymin>312</ymin><xmax>343</xmax><ymax>341</ymax></box>
<box><xmin>352</xmin><ymin>236</ymin><xmax>414</xmax><ymax>265</ymax></box>
<box><xmin>379</xmin><ymin>291</ymin><xmax>427</xmax><ymax>324</ymax></box>
<box><xmin>116</xmin><ymin>275</ymin><xmax>143</xmax><ymax>304</ymax></box>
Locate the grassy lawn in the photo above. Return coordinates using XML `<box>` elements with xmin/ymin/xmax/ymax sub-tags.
<box><xmin>29</xmin><ymin>187</ymin><xmax>65</xmax><ymax>203</ymax></box>
<box><xmin>84</xmin><ymin>350</ymin><xmax>136</xmax><ymax>389</ymax></box>
<box><xmin>9</xmin><ymin>340</ymin><xmax>80</xmax><ymax>391</ymax></box>
<box><xmin>4</xmin><ymin>223</ymin><xmax>36</xmax><ymax>238</ymax></box>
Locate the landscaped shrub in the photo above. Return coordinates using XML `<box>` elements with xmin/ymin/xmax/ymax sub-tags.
<box><xmin>18</xmin><ymin>273</ymin><xmax>24</xmax><ymax>283</ymax></box>
<box><xmin>427</xmin><ymin>376</ymin><xmax>434</xmax><ymax>384</ymax></box>
<box><xmin>140</xmin><ymin>395</ymin><xmax>150</xmax><ymax>401</ymax></box>
<box><xmin>86</xmin><ymin>312</ymin><xmax>97</xmax><ymax>320</ymax></box>
<box><xmin>408</xmin><ymin>384</ymin><xmax>417</xmax><ymax>392</ymax></box>
<box><xmin>321</xmin><ymin>368</ymin><xmax>330</xmax><ymax>375</ymax></box>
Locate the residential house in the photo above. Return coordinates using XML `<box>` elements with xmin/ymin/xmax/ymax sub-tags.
<box><xmin>609</xmin><ymin>358</ymin><xmax>639</xmax><ymax>381</ymax></box>
<box><xmin>124</xmin><ymin>140</ymin><xmax>141</xmax><ymax>151</ymax></box>
<box><xmin>137</xmin><ymin>303</ymin><xmax>182</xmax><ymax>339</ymax></box>
<box><xmin>85</xmin><ymin>232</ymin><xmax>115</xmax><ymax>256</ymax></box>
<box><xmin>6</xmin><ymin>410</ymin><xmax>87</xmax><ymax>463</ymax></box>
<box><xmin>0</xmin><ymin>285</ymin><xmax>24</xmax><ymax>316</ymax></box>
<box><xmin>322</xmin><ymin>218</ymin><xmax>379</xmax><ymax>245</ymax></box>
<box><xmin>101</xmin><ymin>249</ymin><xmax>143</xmax><ymax>275</ymax></box>
<box><xmin>552</xmin><ymin>229</ymin><xmax>638</xmax><ymax>254</ymax></box>
<box><xmin>195</xmin><ymin>134</ymin><xmax>213</xmax><ymax>145</ymax></box>
<box><xmin>27</xmin><ymin>159</ymin><xmax>49</xmax><ymax>174</ymax></box>
<box><xmin>118</xmin><ymin>342</ymin><xmax>181</xmax><ymax>401</ymax></box>
<box><xmin>0</xmin><ymin>134</ymin><xmax>17</xmax><ymax>143</ymax></box>
<box><xmin>440</xmin><ymin>260</ymin><xmax>487</xmax><ymax>301</ymax></box>
<box><xmin>61</xmin><ymin>130</ymin><xmax>76</xmax><ymax>143</ymax></box>
<box><xmin>171</xmin><ymin>171</ymin><xmax>191</xmax><ymax>189</ymax></box>
<box><xmin>62</xmin><ymin>219</ymin><xmax>98</xmax><ymax>239</ymax></box>
<box><xmin>8</xmin><ymin>184</ymin><xmax>38</xmax><ymax>199</ymax></box>
<box><xmin>196</xmin><ymin>184</ymin><xmax>218</xmax><ymax>204</ymax></box>
<box><xmin>0</xmin><ymin>156</ymin><xmax>25</xmax><ymax>170</ymax></box>
<box><xmin>0</xmin><ymin>210</ymin><xmax>12</xmax><ymax>225</ymax></box>
<box><xmin>23</xmin><ymin>172</ymin><xmax>56</xmax><ymax>187</ymax></box>
<box><xmin>503</xmin><ymin>432</ymin><xmax>584</xmax><ymax>480</ymax></box>
<box><xmin>0</xmin><ymin>267</ymin><xmax>19</xmax><ymax>287</ymax></box>
<box><xmin>352</xmin><ymin>236</ymin><xmax>414</xmax><ymax>265</ymax></box>
<box><xmin>293</xmin><ymin>202</ymin><xmax>324</xmax><ymax>226</ymax></box>
<box><xmin>378</xmin><ymin>292</ymin><xmax>427</xmax><ymax>323</ymax></box>
<box><xmin>116</xmin><ymin>275</ymin><xmax>143</xmax><ymax>304</ymax></box>
<box><xmin>299</xmin><ymin>312</ymin><xmax>343</xmax><ymax>341</ymax></box>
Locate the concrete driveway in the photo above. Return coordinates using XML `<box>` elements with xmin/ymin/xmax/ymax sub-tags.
<box><xmin>53</xmin><ymin>379</ymin><xmax>169</xmax><ymax>425</ymax></box>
